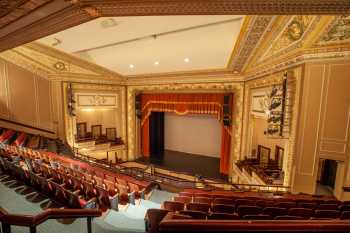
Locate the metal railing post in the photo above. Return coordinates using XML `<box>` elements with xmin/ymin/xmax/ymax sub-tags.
<box><xmin>2</xmin><ymin>223</ymin><xmax>11</xmax><ymax>233</ymax></box>
<box><xmin>29</xmin><ymin>227</ymin><xmax>37</xmax><ymax>233</ymax></box>
<box><xmin>87</xmin><ymin>217</ymin><xmax>92</xmax><ymax>233</ymax></box>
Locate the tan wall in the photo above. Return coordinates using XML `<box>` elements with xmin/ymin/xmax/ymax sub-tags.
<box><xmin>250</xmin><ymin>116</ymin><xmax>287</xmax><ymax>161</ymax></box>
<box><xmin>76</xmin><ymin>108</ymin><xmax>118</xmax><ymax>136</ymax></box>
<box><xmin>164</xmin><ymin>113</ymin><xmax>221</xmax><ymax>157</ymax></box>
<box><xmin>0</xmin><ymin>58</ymin><xmax>59</xmax><ymax>138</ymax></box>
<box><xmin>292</xmin><ymin>60</ymin><xmax>350</xmax><ymax>200</ymax></box>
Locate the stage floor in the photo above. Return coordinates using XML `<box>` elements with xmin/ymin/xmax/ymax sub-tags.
<box><xmin>135</xmin><ymin>150</ymin><xmax>225</xmax><ymax>180</ymax></box>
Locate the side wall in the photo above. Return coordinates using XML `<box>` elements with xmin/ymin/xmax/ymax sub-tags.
<box><xmin>0</xmin><ymin>58</ymin><xmax>60</xmax><ymax>138</ymax></box>
<box><xmin>292</xmin><ymin>60</ymin><xmax>350</xmax><ymax>200</ymax></box>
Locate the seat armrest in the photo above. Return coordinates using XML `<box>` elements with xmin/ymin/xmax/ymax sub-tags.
<box><xmin>128</xmin><ymin>191</ymin><xmax>136</xmax><ymax>205</ymax></box>
<box><xmin>109</xmin><ymin>194</ymin><xmax>119</xmax><ymax>211</ymax></box>
<box><xmin>84</xmin><ymin>197</ymin><xmax>97</xmax><ymax>209</ymax></box>
<box><xmin>139</xmin><ymin>188</ymin><xmax>146</xmax><ymax>199</ymax></box>
<box><xmin>73</xmin><ymin>189</ymin><xmax>81</xmax><ymax>195</ymax></box>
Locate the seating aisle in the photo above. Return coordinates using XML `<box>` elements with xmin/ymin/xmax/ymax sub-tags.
<box><xmin>0</xmin><ymin>173</ymin><xmax>174</xmax><ymax>233</ymax></box>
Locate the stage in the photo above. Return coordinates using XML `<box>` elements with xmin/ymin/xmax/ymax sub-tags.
<box><xmin>135</xmin><ymin>150</ymin><xmax>226</xmax><ymax>181</ymax></box>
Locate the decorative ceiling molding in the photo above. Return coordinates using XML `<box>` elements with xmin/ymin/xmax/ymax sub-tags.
<box><xmin>25</xmin><ymin>42</ymin><xmax>123</xmax><ymax>78</ymax></box>
<box><xmin>315</xmin><ymin>15</ymin><xmax>350</xmax><ymax>47</ymax></box>
<box><xmin>0</xmin><ymin>42</ymin><xmax>125</xmax><ymax>83</ymax></box>
<box><xmin>259</xmin><ymin>16</ymin><xmax>318</xmax><ymax>62</ymax></box>
<box><xmin>227</xmin><ymin>16</ymin><xmax>275</xmax><ymax>72</ymax></box>
<box><xmin>245</xmin><ymin>50</ymin><xmax>350</xmax><ymax>81</ymax></box>
<box><xmin>126</xmin><ymin>70</ymin><xmax>244</xmax><ymax>86</ymax></box>
<box><xmin>242</xmin><ymin>15</ymin><xmax>350</xmax><ymax>75</ymax></box>
<box><xmin>0</xmin><ymin>0</ymin><xmax>350</xmax><ymax>52</ymax></box>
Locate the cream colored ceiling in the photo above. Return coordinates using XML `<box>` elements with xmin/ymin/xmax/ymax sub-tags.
<box><xmin>37</xmin><ymin>15</ymin><xmax>244</xmax><ymax>76</ymax></box>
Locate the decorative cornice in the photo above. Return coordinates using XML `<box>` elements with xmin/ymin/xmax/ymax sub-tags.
<box><xmin>227</xmin><ymin>16</ymin><xmax>275</xmax><ymax>72</ymax></box>
<box><xmin>26</xmin><ymin>42</ymin><xmax>123</xmax><ymax>79</ymax></box>
<box><xmin>245</xmin><ymin>50</ymin><xmax>350</xmax><ymax>80</ymax></box>
<box><xmin>126</xmin><ymin>70</ymin><xmax>244</xmax><ymax>85</ymax></box>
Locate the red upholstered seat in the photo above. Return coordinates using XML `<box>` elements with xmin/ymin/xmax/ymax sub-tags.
<box><xmin>49</xmin><ymin>180</ymin><xmax>69</xmax><ymax>205</ymax></box>
<box><xmin>314</xmin><ymin>210</ymin><xmax>340</xmax><ymax>219</ymax></box>
<box><xmin>178</xmin><ymin>210</ymin><xmax>207</xmax><ymax>219</ymax></box>
<box><xmin>187</xmin><ymin>202</ymin><xmax>210</xmax><ymax>212</ymax></box>
<box><xmin>339</xmin><ymin>205</ymin><xmax>350</xmax><ymax>212</ymax></box>
<box><xmin>235</xmin><ymin>199</ymin><xmax>256</xmax><ymax>211</ymax></box>
<box><xmin>116</xmin><ymin>177</ymin><xmax>128</xmax><ymax>186</ymax></box>
<box><xmin>105</xmin><ymin>174</ymin><xmax>116</xmax><ymax>182</ymax></box>
<box><xmin>95</xmin><ymin>185</ymin><xmax>119</xmax><ymax>210</ymax></box>
<box><xmin>298</xmin><ymin>202</ymin><xmax>318</xmax><ymax>209</ymax></box>
<box><xmin>208</xmin><ymin>212</ymin><xmax>239</xmax><ymax>220</ymax></box>
<box><xmin>288</xmin><ymin>208</ymin><xmax>314</xmax><ymax>219</ymax></box>
<box><xmin>340</xmin><ymin>211</ymin><xmax>350</xmax><ymax>220</ymax></box>
<box><xmin>174</xmin><ymin>196</ymin><xmax>192</xmax><ymax>204</ymax></box>
<box><xmin>193</xmin><ymin>197</ymin><xmax>212</xmax><ymax>204</ymax></box>
<box><xmin>179</xmin><ymin>192</ymin><xmax>193</xmax><ymax>197</ymax></box>
<box><xmin>275</xmin><ymin>215</ymin><xmax>305</xmax><ymax>220</ymax></box>
<box><xmin>213</xmin><ymin>198</ymin><xmax>233</xmax><ymax>205</ymax></box>
<box><xmin>278</xmin><ymin>201</ymin><xmax>297</xmax><ymax>209</ymax></box>
<box><xmin>194</xmin><ymin>193</ymin><xmax>211</xmax><ymax>198</ymax></box>
<box><xmin>50</xmin><ymin>169</ymin><xmax>63</xmax><ymax>184</ymax></box>
<box><xmin>163</xmin><ymin>201</ymin><xmax>185</xmax><ymax>212</ymax></box>
<box><xmin>318</xmin><ymin>204</ymin><xmax>339</xmax><ymax>210</ymax></box>
<box><xmin>243</xmin><ymin>214</ymin><xmax>273</xmax><ymax>220</ymax></box>
<box><xmin>93</xmin><ymin>175</ymin><xmax>104</xmax><ymax>187</ymax></box>
<box><xmin>116</xmin><ymin>183</ymin><xmax>131</xmax><ymax>204</ymax></box>
<box><xmin>63</xmin><ymin>188</ymin><xmax>96</xmax><ymax>209</ymax></box>
<box><xmin>256</xmin><ymin>200</ymin><xmax>276</xmax><ymax>208</ymax></box>
<box><xmin>263</xmin><ymin>207</ymin><xmax>288</xmax><ymax>218</ymax></box>
<box><xmin>237</xmin><ymin>205</ymin><xmax>262</xmax><ymax>218</ymax></box>
<box><xmin>212</xmin><ymin>204</ymin><xmax>235</xmax><ymax>214</ymax></box>
<box><xmin>128</xmin><ymin>182</ymin><xmax>146</xmax><ymax>199</ymax></box>
<box><xmin>84</xmin><ymin>173</ymin><xmax>93</xmax><ymax>182</ymax></box>
<box><xmin>104</xmin><ymin>180</ymin><xmax>118</xmax><ymax>196</ymax></box>
<box><xmin>82</xmin><ymin>180</ymin><xmax>96</xmax><ymax>200</ymax></box>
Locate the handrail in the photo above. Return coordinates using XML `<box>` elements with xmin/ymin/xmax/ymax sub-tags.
<box><xmin>2</xmin><ymin>142</ymin><xmax>290</xmax><ymax>193</ymax></box>
<box><xmin>70</xmin><ymin>147</ymin><xmax>290</xmax><ymax>192</ymax></box>
<box><xmin>0</xmin><ymin>207</ymin><xmax>101</xmax><ymax>233</ymax></box>
<box><xmin>0</xmin><ymin>119</ymin><xmax>55</xmax><ymax>134</ymax></box>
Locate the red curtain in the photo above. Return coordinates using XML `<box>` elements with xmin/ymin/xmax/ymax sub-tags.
<box><xmin>140</xmin><ymin>93</ymin><xmax>232</xmax><ymax>175</ymax></box>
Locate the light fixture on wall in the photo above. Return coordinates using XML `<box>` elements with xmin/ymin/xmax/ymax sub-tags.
<box><xmin>129</xmin><ymin>64</ymin><xmax>134</xmax><ymax>69</ymax></box>
<box><xmin>184</xmin><ymin>57</ymin><xmax>190</xmax><ymax>63</ymax></box>
<box><xmin>154</xmin><ymin>61</ymin><xmax>159</xmax><ymax>66</ymax></box>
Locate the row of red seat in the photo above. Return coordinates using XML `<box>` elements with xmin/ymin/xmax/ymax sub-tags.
<box><xmin>162</xmin><ymin>200</ymin><xmax>350</xmax><ymax>220</ymax></box>
<box><xmin>0</xmin><ymin>148</ymin><xmax>150</xmax><ymax>211</ymax></box>
<box><xmin>173</xmin><ymin>195</ymin><xmax>349</xmax><ymax>210</ymax></box>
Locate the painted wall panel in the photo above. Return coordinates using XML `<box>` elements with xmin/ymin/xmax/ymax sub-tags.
<box><xmin>7</xmin><ymin>62</ymin><xmax>37</xmax><ymax>126</ymax></box>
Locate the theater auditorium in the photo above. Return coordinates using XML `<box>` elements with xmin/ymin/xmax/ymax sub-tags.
<box><xmin>0</xmin><ymin>1</ymin><xmax>350</xmax><ymax>233</ymax></box>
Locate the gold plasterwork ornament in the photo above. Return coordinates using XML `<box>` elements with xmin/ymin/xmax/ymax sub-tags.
<box><xmin>53</xmin><ymin>61</ymin><xmax>66</xmax><ymax>71</ymax></box>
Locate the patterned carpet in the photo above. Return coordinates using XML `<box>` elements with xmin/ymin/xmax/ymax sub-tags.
<box><xmin>0</xmin><ymin>174</ymin><xmax>174</xmax><ymax>233</ymax></box>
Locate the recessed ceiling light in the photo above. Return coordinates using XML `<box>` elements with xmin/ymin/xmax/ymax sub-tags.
<box><xmin>129</xmin><ymin>64</ymin><xmax>134</xmax><ymax>69</ymax></box>
<box><xmin>184</xmin><ymin>58</ymin><xmax>190</xmax><ymax>63</ymax></box>
<box><xmin>154</xmin><ymin>61</ymin><xmax>159</xmax><ymax>66</ymax></box>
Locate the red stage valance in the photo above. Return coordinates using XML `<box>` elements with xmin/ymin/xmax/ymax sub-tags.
<box><xmin>140</xmin><ymin>93</ymin><xmax>232</xmax><ymax>175</ymax></box>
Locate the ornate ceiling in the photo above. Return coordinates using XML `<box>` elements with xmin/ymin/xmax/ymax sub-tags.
<box><xmin>0</xmin><ymin>0</ymin><xmax>349</xmax><ymax>52</ymax></box>
<box><xmin>0</xmin><ymin>1</ymin><xmax>349</xmax><ymax>82</ymax></box>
